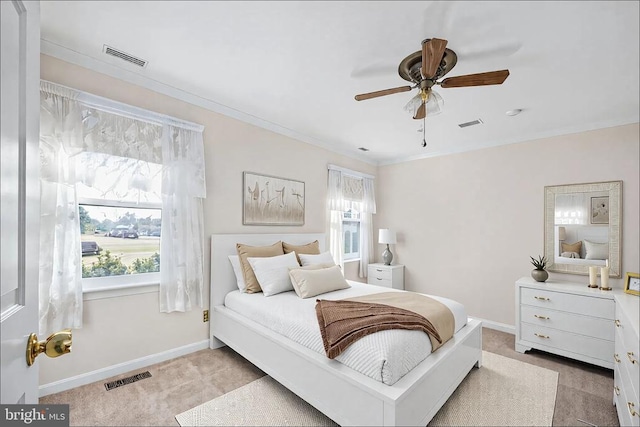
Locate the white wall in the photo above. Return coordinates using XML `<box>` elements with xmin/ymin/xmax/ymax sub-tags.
<box><xmin>39</xmin><ymin>54</ymin><xmax>639</xmax><ymax>387</ymax></box>
<box><xmin>39</xmin><ymin>54</ymin><xmax>374</xmax><ymax>386</ymax></box>
<box><xmin>375</xmin><ymin>124</ymin><xmax>639</xmax><ymax>326</ymax></box>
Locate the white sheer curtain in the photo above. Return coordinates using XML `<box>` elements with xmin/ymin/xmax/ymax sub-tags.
<box><xmin>160</xmin><ymin>125</ymin><xmax>206</xmax><ymax>313</ymax></box>
<box><xmin>39</xmin><ymin>82</ymin><xmax>84</xmax><ymax>335</ymax></box>
<box><xmin>358</xmin><ymin>177</ymin><xmax>377</xmax><ymax>278</ymax></box>
<box><xmin>555</xmin><ymin>193</ymin><xmax>588</xmax><ymax>225</ymax></box>
<box><xmin>327</xmin><ymin>167</ymin><xmax>377</xmax><ymax>276</ymax></box>
<box><xmin>39</xmin><ymin>81</ymin><xmax>206</xmax><ymax>328</ymax></box>
<box><xmin>327</xmin><ymin>169</ymin><xmax>345</xmax><ymax>267</ymax></box>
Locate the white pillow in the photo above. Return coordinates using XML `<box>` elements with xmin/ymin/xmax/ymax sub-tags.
<box><xmin>288</xmin><ymin>265</ymin><xmax>350</xmax><ymax>299</ymax></box>
<box><xmin>298</xmin><ymin>251</ymin><xmax>335</xmax><ymax>267</ymax></box>
<box><xmin>584</xmin><ymin>240</ymin><xmax>608</xmax><ymax>260</ymax></box>
<box><xmin>247</xmin><ymin>252</ymin><xmax>300</xmax><ymax>297</ymax></box>
<box><xmin>228</xmin><ymin>255</ymin><xmax>246</xmax><ymax>292</ymax></box>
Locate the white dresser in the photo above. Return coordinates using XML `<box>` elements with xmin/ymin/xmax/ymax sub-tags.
<box><xmin>367</xmin><ymin>263</ymin><xmax>404</xmax><ymax>290</ymax></box>
<box><xmin>515</xmin><ymin>277</ymin><xmax>616</xmax><ymax>369</ymax></box>
<box><xmin>613</xmin><ymin>293</ymin><xmax>640</xmax><ymax>426</ymax></box>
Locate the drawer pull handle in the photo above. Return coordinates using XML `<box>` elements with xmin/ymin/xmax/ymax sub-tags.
<box><xmin>627</xmin><ymin>352</ymin><xmax>638</xmax><ymax>365</ymax></box>
<box><xmin>376</xmin><ymin>278</ymin><xmax>382</xmax><ymax>280</ymax></box>
<box><xmin>614</xmin><ymin>386</ymin><xmax>620</xmax><ymax>396</ymax></box>
<box><xmin>615</xmin><ymin>319</ymin><xmax>621</xmax><ymax>327</ymax></box>
<box><xmin>614</xmin><ymin>354</ymin><xmax>621</xmax><ymax>363</ymax></box>
<box><xmin>534</xmin><ymin>333</ymin><xmax>549</xmax><ymax>339</ymax></box>
<box><xmin>628</xmin><ymin>402</ymin><xmax>638</xmax><ymax>417</ymax></box>
<box><xmin>376</xmin><ymin>269</ymin><xmax>383</xmax><ymax>272</ymax></box>
<box><xmin>534</xmin><ymin>315</ymin><xmax>550</xmax><ymax>320</ymax></box>
<box><xmin>534</xmin><ymin>296</ymin><xmax>550</xmax><ymax>301</ymax></box>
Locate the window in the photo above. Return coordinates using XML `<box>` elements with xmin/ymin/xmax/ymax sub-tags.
<box><xmin>342</xmin><ymin>207</ymin><xmax>360</xmax><ymax>260</ymax></box>
<box><xmin>76</xmin><ymin>151</ymin><xmax>162</xmax><ymax>289</ymax></box>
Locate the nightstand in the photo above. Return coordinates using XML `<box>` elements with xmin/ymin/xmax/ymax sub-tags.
<box><xmin>367</xmin><ymin>263</ymin><xmax>404</xmax><ymax>290</ymax></box>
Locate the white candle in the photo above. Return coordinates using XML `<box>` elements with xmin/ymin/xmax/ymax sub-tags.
<box><xmin>601</xmin><ymin>267</ymin><xmax>610</xmax><ymax>288</ymax></box>
<box><xmin>589</xmin><ymin>266</ymin><xmax>598</xmax><ymax>286</ymax></box>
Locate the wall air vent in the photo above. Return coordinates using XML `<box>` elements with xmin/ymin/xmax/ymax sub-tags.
<box><xmin>458</xmin><ymin>119</ymin><xmax>484</xmax><ymax>128</ymax></box>
<box><xmin>358</xmin><ymin>147</ymin><xmax>370</xmax><ymax>152</ymax></box>
<box><xmin>103</xmin><ymin>45</ymin><xmax>148</xmax><ymax>68</ymax></box>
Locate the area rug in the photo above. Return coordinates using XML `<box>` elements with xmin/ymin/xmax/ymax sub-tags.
<box><xmin>175</xmin><ymin>351</ymin><xmax>558</xmax><ymax>427</ymax></box>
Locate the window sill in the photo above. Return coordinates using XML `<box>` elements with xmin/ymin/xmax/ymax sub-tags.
<box><xmin>83</xmin><ymin>280</ymin><xmax>159</xmax><ymax>301</ymax></box>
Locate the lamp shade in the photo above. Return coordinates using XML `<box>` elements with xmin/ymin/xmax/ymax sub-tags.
<box><xmin>378</xmin><ymin>229</ymin><xmax>397</xmax><ymax>245</ymax></box>
<box><xmin>558</xmin><ymin>226</ymin><xmax>567</xmax><ymax>241</ymax></box>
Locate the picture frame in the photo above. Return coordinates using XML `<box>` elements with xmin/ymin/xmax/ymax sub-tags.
<box><xmin>624</xmin><ymin>272</ymin><xmax>640</xmax><ymax>296</ymax></box>
<box><xmin>590</xmin><ymin>196</ymin><xmax>609</xmax><ymax>224</ymax></box>
<box><xmin>243</xmin><ymin>172</ymin><xmax>305</xmax><ymax>226</ymax></box>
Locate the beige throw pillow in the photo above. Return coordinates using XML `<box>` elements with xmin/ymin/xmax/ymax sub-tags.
<box><xmin>236</xmin><ymin>241</ymin><xmax>284</xmax><ymax>293</ymax></box>
<box><xmin>288</xmin><ymin>265</ymin><xmax>350</xmax><ymax>299</ymax></box>
<box><xmin>561</xmin><ymin>241</ymin><xmax>582</xmax><ymax>257</ymax></box>
<box><xmin>283</xmin><ymin>240</ymin><xmax>320</xmax><ymax>265</ymax></box>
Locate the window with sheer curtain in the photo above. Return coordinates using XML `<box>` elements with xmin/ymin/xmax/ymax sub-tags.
<box><xmin>327</xmin><ymin>166</ymin><xmax>376</xmax><ymax>278</ymax></box>
<box><xmin>38</xmin><ymin>81</ymin><xmax>206</xmax><ymax>335</ymax></box>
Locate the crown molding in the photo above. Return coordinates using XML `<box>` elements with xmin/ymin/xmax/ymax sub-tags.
<box><xmin>40</xmin><ymin>39</ymin><xmax>377</xmax><ymax>166</ymax></box>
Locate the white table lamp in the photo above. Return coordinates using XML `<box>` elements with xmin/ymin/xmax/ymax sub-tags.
<box><xmin>379</xmin><ymin>229</ymin><xmax>397</xmax><ymax>265</ymax></box>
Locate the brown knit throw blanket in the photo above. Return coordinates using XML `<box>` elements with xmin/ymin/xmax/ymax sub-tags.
<box><xmin>315</xmin><ymin>292</ymin><xmax>455</xmax><ymax>359</ymax></box>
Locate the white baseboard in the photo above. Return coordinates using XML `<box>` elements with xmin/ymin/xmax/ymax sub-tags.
<box><xmin>39</xmin><ymin>339</ymin><xmax>210</xmax><ymax>397</ymax></box>
<box><xmin>476</xmin><ymin>318</ymin><xmax>515</xmax><ymax>334</ymax></box>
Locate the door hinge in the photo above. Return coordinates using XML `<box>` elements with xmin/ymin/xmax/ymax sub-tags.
<box><xmin>203</xmin><ymin>309</ymin><xmax>209</xmax><ymax>322</ymax></box>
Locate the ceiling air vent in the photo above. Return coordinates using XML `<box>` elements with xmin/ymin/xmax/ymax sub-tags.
<box><xmin>103</xmin><ymin>45</ymin><xmax>148</xmax><ymax>68</ymax></box>
<box><xmin>358</xmin><ymin>147</ymin><xmax>370</xmax><ymax>152</ymax></box>
<box><xmin>458</xmin><ymin>119</ymin><xmax>484</xmax><ymax>128</ymax></box>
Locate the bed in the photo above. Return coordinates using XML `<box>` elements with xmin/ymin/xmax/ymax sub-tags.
<box><xmin>209</xmin><ymin>233</ymin><xmax>482</xmax><ymax>426</ymax></box>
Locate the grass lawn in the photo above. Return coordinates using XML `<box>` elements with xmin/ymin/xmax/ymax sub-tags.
<box><xmin>81</xmin><ymin>234</ymin><xmax>160</xmax><ymax>268</ymax></box>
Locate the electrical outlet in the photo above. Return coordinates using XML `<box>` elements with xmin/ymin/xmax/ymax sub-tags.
<box><xmin>203</xmin><ymin>309</ymin><xmax>209</xmax><ymax>322</ymax></box>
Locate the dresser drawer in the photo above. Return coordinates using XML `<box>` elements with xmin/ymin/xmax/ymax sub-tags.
<box><xmin>520</xmin><ymin>305</ymin><xmax>614</xmax><ymax>341</ymax></box>
<box><xmin>368</xmin><ymin>266</ymin><xmax>392</xmax><ymax>280</ymax></box>
<box><xmin>616</xmin><ymin>326</ymin><xmax>640</xmax><ymax>402</ymax></box>
<box><xmin>368</xmin><ymin>277</ymin><xmax>393</xmax><ymax>288</ymax></box>
<box><xmin>521</xmin><ymin>287</ymin><xmax>614</xmax><ymax>319</ymax></box>
<box><xmin>614</xmin><ymin>365</ymin><xmax>639</xmax><ymax>427</ymax></box>
<box><xmin>521</xmin><ymin>323</ymin><xmax>613</xmax><ymax>363</ymax></box>
<box><xmin>616</xmin><ymin>304</ymin><xmax>640</xmax><ymax>363</ymax></box>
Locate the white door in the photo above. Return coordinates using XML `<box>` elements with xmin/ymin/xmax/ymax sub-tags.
<box><xmin>1</xmin><ymin>0</ymin><xmax>41</xmax><ymax>405</ymax></box>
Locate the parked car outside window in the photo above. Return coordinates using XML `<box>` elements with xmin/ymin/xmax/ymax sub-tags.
<box><xmin>107</xmin><ymin>225</ymin><xmax>139</xmax><ymax>239</ymax></box>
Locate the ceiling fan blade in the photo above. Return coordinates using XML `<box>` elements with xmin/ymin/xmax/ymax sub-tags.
<box><xmin>440</xmin><ymin>69</ymin><xmax>510</xmax><ymax>88</ymax></box>
<box><xmin>422</xmin><ymin>38</ymin><xmax>448</xmax><ymax>79</ymax></box>
<box><xmin>413</xmin><ymin>102</ymin><xmax>426</xmax><ymax>120</ymax></box>
<box><xmin>354</xmin><ymin>85</ymin><xmax>412</xmax><ymax>101</ymax></box>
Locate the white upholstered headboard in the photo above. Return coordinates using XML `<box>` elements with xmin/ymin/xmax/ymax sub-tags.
<box><xmin>209</xmin><ymin>233</ymin><xmax>326</xmax><ymax>308</ymax></box>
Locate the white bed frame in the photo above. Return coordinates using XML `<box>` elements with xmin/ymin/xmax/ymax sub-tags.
<box><xmin>210</xmin><ymin>233</ymin><xmax>482</xmax><ymax>426</ymax></box>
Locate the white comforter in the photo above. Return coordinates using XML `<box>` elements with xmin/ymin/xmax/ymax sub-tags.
<box><xmin>224</xmin><ymin>281</ymin><xmax>467</xmax><ymax>385</ymax></box>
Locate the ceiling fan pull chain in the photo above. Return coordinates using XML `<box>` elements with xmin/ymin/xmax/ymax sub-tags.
<box><xmin>422</xmin><ymin>116</ymin><xmax>427</xmax><ymax>148</ymax></box>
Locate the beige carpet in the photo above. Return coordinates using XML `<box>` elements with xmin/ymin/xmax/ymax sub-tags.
<box><xmin>176</xmin><ymin>351</ymin><xmax>558</xmax><ymax>427</ymax></box>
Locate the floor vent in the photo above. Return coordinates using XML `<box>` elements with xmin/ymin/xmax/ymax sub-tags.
<box><xmin>103</xmin><ymin>45</ymin><xmax>148</xmax><ymax>68</ymax></box>
<box><xmin>458</xmin><ymin>119</ymin><xmax>484</xmax><ymax>128</ymax></box>
<box><xmin>104</xmin><ymin>371</ymin><xmax>152</xmax><ymax>391</ymax></box>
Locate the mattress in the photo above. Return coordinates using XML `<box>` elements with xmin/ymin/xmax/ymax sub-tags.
<box><xmin>224</xmin><ymin>281</ymin><xmax>467</xmax><ymax>385</ymax></box>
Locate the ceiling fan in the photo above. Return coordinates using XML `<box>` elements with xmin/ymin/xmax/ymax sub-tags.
<box><xmin>354</xmin><ymin>38</ymin><xmax>510</xmax><ymax>121</ymax></box>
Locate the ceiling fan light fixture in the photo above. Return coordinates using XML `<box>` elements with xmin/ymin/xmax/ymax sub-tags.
<box><xmin>425</xmin><ymin>89</ymin><xmax>444</xmax><ymax>116</ymax></box>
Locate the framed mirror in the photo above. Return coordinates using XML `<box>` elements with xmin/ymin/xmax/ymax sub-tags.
<box><xmin>544</xmin><ymin>181</ymin><xmax>622</xmax><ymax>277</ymax></box>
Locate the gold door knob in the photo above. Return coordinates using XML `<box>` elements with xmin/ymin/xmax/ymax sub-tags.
<box><xmin>26</xmin><ymin>329</ymin><xmax>72</xmax><ymax>366</ymax></box>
